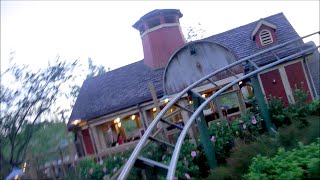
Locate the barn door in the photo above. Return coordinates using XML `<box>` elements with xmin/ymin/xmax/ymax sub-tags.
<box><xmin>81</xmin><ymin>129</ymin><xmax>94</xmax><ymax>155</ymax></box>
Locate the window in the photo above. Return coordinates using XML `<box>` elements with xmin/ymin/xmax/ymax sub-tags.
<box><xmin>164</xmin><ymin>16</ymin><xmax>176</xmax><ymax>23</ymax></box>
<box><xmin>259</xmin><ymin>29</ymin><xmax>273</xmax><ymax>46</ymax></box>
<box><xmin>147</xmin><ymin>18</ymin><xmax>161</xmax><ymax>29</ymax></box>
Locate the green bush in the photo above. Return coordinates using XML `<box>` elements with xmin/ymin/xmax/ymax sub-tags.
<box><xmin>277</xmin><ymin>116</ymin><xmax>320</xmax><ymax>150</ymax></box>
<box><xmin>208</xmin><ymin>112</ymin><xmax>264</xmax><ymax>162</ymax></box>
<box><xmin>268</xmin><ymin>85</ymin><xmax>315</xmax><ymax>128</ymax></box>
<box><xmin>244</xmin><ymin>139</ymin><xmax>320</xmax><ymax>180</ymax></box>
<box><xmin>207</xmin><ymin>135</ymin><xmax>280</xmax><ymax>180</ymax></box>
<box><xmin>268</xmin><ymin>95</ymin><xmax>289</xmax><ymax>127</ymax></box>
<box><xmin>77</xmin><ymin>150</ymin><xmax>133</xmax><ymax>180</ymax></box>
<box><xmin>309</xmin><ymin>99</ymin><xmax>320</xmax><ymax>116</ymax></box>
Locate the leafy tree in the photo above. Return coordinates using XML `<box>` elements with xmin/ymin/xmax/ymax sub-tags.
<box><xmin>184</xmin><ymin>22</ymin><xmax>206</xmax><ymax>42</ymax></box>
<box><xmin>0</xmin><ymin>56</ymin><xmax>77</xmax><ymax>170</ymax></box>
<box><xmin>69</xmin><ymin>57</ymin><xmax>107</xmax><ymax>109</ymax></box>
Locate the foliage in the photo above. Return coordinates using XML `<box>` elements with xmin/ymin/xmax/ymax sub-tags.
<box><xmin>0</xmin><ymin>57</ymin><xmax>77</xmax><ymax>169</ymax></box>
<box><xmin>208</xmin><ymin>111</ymin><xmax>264</xmax><ymax>162</ymax></box>
<box><xmin>287</xmin><ymin>84</ymin><xmax>311</xmax><ymax>127</ymax></box>
<box><xmin>78</xmin><ymin>151</ymin><xmax>132</xmax><ymax>180</ymax></box>
<box><xmin>268</xmin><ymin>95</ymin><xmax>288</xmax><ymax>127</ymax></box>
<box><xmin>140</xmin><ymin>138</ymin><xmax>202</xmax><ymax>179</ymax></box>
<box><xmin>277</xmin><ymin>116</ymin><xmax>320</xmax><ymax>150</ymax></box>
<box><xmin>309</xmin><ymin>99</ymin><xmax>320</xmax><ymax>116</ymax></box>
<box><xmin>27</xmin><ymin>120</ymin><xmax>73</xmax><ymax>165</ymax></box>
<box><xmin>207</xmin><ymin>135</ymin><xmax>280</xmax><ymax>180</ymax></box>
<box><xmin>69</xmin><ymin>58</ymin><xmax>107</xmax><ymax>107</ymax></box>
<box><xmin>207</xmin><ymin>115</ymin><xmax>319</xmax><ymax>180</ymax></box>
<box><xmin>244</xmin><ymin>139</ymin><xmax>320</xmax><ymax>180</ymax></box>
<box><xmin>268</xmin><ymin>85</ymin><xmax>316</xmax><ymax>128</ymax></box>
<box><xmin>184</xmin><ymin>22</ymin><xmax>206</xmax><ymax>42</ymax></box>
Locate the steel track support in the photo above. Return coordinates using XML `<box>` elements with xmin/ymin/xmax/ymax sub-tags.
<box><xmin>190</xmin><ymin>92</ymin><xmax>217</xmax><ymax>169</ymax></box>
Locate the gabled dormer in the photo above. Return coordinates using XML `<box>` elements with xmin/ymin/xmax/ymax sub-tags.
<box><xmin>251</xmin><ymin>19</ymin><xmax>277</xmax><ymax>48</ymax></box>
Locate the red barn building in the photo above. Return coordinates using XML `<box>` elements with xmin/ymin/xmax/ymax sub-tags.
<box><xmin>67</xmin><ymin>9</ymin><xmax>319</xmax><ymax>158</ymax></box>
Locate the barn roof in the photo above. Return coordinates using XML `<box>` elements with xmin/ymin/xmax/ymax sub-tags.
<box><xmin>68</xmin><ymin>12</ymin><xmax>309</xmax><ymax>127</ymax></box>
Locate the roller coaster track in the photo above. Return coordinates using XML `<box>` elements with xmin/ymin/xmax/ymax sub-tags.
<box><xmin>118</xmin><ymin>31</ymin><xmax>319</xmax><ymax>180</ymax></box>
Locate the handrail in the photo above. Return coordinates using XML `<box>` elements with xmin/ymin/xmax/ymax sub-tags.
<box><xmin>166</xmin><ymin>45</ymin><xmax>320</xmax><ymax>179</ymax></box>
<box><xmin>118</xmin><ymin>31</ymin><xmax>319</xmax><ymax>180</ymax></box>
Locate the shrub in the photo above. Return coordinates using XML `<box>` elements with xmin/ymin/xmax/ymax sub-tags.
<box><xmin>244</xmin><ymin>139</ymin><xmax>320</xmax><ymax>180</ymax></box>
<box><xmin>309</xmin><ymin>99</ymin><xmax>320</xmax><ymax>116</ymax></box>
<box><xmin>277</xmin><ymin>116</ymin><xmax>320</xmax><ymax>150</ymax></box>
<box><xmin>268</xmin><ymin>95</ymin><xmax>289</xmax><ymax>127</ymax></box>
<box><xmin>206</xmin><ymin>135</ymin><xmax>280</xmax><ymax>180</ymax></box>
<box><xmin>77</xmin><ymin>150</ymin><xmax>133</xmax><ymax>180</ymax></box>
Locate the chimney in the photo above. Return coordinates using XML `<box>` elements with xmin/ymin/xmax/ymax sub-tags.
<box><xmin>133</xmin><ymin>9</ymin><xmax>186</xmax><ymax>69</ymax></box>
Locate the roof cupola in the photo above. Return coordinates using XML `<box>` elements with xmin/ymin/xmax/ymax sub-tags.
<box><xmin>133</xmin><ymin>9</ymin><xmax>186</xmax><ymax>69</ymax></box>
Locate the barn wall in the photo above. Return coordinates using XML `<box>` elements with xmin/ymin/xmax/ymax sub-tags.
<box><xmin>258</xmin><ymin>58</ymin><xmax>314</xmax><ymax>106</ymax></box>
<box><xmin>285</xmin><ymin>61</ymin><xmax>313</xmax><ymax>102</ymax></box>
<box><xmin>81</xmin><ymin>129</ymin><xmax>94</xmax><ymax>155</ymax></box>
<box><xmin>259</xmin><ymin>69</ymin><xmax>289</xmax><ymax>105</ymax></box>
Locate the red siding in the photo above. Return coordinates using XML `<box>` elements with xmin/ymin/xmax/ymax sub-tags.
<box><xmin>142</xmin><ymin>25</ymin><xmax>185</xmax><ymax>69</ymax></box>
<box><xmin>284</xmin><ymin>62</ymin><xmax>312</xmax><ymax>102</ymax></box>
<box><xmin>82</xmin><ymin>129</ymin><xmax>94</xmax><ymax>155</ymax></box>
<box><xmin>260</xmin><ymin>69</ymin><xmax>289</xmax><ymax>105</ymax></box>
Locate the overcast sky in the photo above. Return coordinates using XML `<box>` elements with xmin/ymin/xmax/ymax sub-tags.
<box><xmin>1</xmin><ymin>1</ymin><xmax>319</xmax><ymax>72</ymax></box>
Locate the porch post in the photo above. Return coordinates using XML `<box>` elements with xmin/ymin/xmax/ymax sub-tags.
<box><xmin>138</xmin><ymin>105</ymin><xmax>149</xmax><ymax>130</ymax></box>
<box><xmin>178</xmin><ymin>100</ymin><xmax>197</xmax><ymax>144</ymax></box>
<box><xmin>234</xmin><ymin>85</ymin><xmax>247</xmax><ymax>115</ymax></box>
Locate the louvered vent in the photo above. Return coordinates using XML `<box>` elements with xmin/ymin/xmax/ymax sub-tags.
<box><xmin>259</xmin><ymin>30</ymin><xmax>273</xmax><ymax>46</ymax></box>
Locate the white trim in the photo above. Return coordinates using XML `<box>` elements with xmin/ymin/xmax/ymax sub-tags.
<box><xmin>251</xmin><ymin>20</ymin><xmax>277</xmax><ymax>40</ymax></box>
<box><xmin>304</xmin><ymin>55</ymin><xmax>318</xmax><ymax>99</ymax></box>
<box><xmin>279</xmin><ymin>67</ymin><xmax>295</xmax><ymax>104</ymax></box>
<box><xmin>300</xmin><ymin>58</ymin><xmax>315</xmax><ymax>100</ymax></box>
<box><xmin>140</xmin><ymin>23</ymin><xmax>180</xmax><ymax>38</ymax></box>
<box><xmin>258</xmin><ymin>58</ymin><xmax>303</xmax><ymax>74</ymax></box>
<box><xmin>258</xmin><ymin>57</ymin><xmax>314</xmax><ymax>104</ymax></box>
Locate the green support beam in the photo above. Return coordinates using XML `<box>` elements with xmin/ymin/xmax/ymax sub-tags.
<box><xmin>190</xmin><ymin>92</ymin><xmax>217</xmax><ymax>169</ymax></box>
<box><xmin>250</xmin><ymin>74</ymin><xmax>275</xmax><ymax>134</ymax></box>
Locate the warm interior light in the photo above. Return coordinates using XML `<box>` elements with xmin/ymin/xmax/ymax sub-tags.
<box><xmin>72</xmin><ymin>119</ymin><xmax>81</xmax><ymax>125</ymax></box>
<box><xmin>202</xmin><ymin>94</ymin><xmax>206</xmax><ymax>98</ymax></box>
<box><xmin>160</xmin><ymin>95</ymin><xmax>172</xmax><ymax>103</ymax></box>
<box><xmin>23</xmin><ymin>162</ymin><xmax>27</xmax><ymax>172</ymax></box>
<box><xmin>14</xmin><ymin>175</ymin><xmax>19</xmax><ymax>180</ymax></box>
<box><xmin>131</xmin><ymin>115</ymin><xmax>136</xmax><ymax>120</ymax></box>
<box><xmin>170</xmin><ymin>108</ymin><xmax>173</xmax><ymax>113</ymax></box>
<box><xmin>238</xmin><ymin>81</ymin><xmax>243</xmax><ymax>85</ymax></box>
<box><xmin>152</xmin><ymin>107</ymin><xmax>157</xmax><ymax>112</ymax></box>
<box><xmin>189</xmin><ymin>100</ymin><xmax>193</xmax><ymax>104</ymax></box>
<box><xmin>118</xmin><ymin>122</ymin><xmax>121</xmax><ymax>128</ymax></box>
<box><xmin>114</xmin><ymin>117</ymin><xmax>120</xmax><ymax>124</ymax></box>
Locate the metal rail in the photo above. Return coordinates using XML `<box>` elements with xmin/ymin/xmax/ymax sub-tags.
<box><xmin>118</xmin><ymin>31</ymin><xmax>319</xmax><ymax>180</ymax></box>
<box><xmin>166</xmin><ymin>45</ymin><xmax>320</xmax><ymax>179</ymax></box>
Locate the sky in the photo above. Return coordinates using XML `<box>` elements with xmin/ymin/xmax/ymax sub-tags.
<box><xmin>1</xmin><ymin>1</ymin><xmax>320</xmax><ymax>72</ymax></box>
